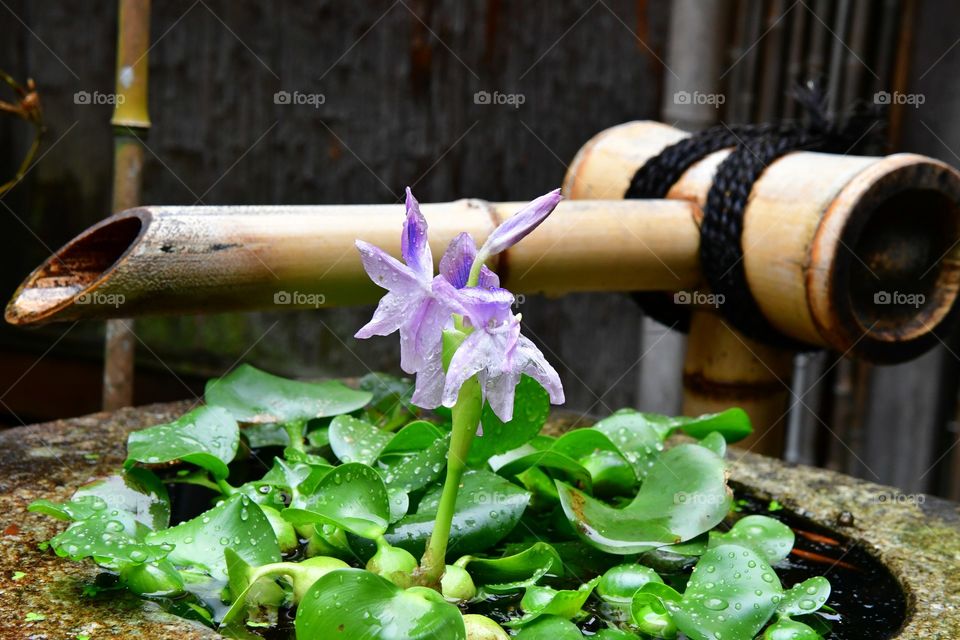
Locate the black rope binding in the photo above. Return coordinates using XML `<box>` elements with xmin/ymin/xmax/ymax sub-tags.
<box><xmin>626</xmin><ymin>84</ymin><xmax>881</xmax><ymax>347</ymax></box>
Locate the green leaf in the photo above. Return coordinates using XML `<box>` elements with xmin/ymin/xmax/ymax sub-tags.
<box><xmin>491</xmin><ymin>437</ymin><xmax>593</xmax><ymax>490</ymax></box>
<box><xmin>667</xmin><ymin>544</ymin><xmax>782</xmax><ymax>640</ymax></box>
<box><xmin>381</xmin><ymin>433</ymin><xmax>450</xmax><ymax>493</ymax></box>
<box><xmin>147</xmin><ymin>494</ymin><xmax>280</xmax><ymax>582</ymax></box>
<box><xmin>205</xmin><ymin>363</ymin><xmax>372</xmax><ymax>423</ymax></box>
<box><xmin>513</xmin><ymin>616</ymin><xmax>583</xmax><ymax>639</ymax></box>
<box><xmin>557</xmin><ymin>443</ymin><xmax>731</xmax><ymax>554</ymax></box>
<box><xmin>592</xmin><ymin>412</ymin><xmax>666</xmax><ymax>481</ymax></box>
<box><xmin>295</xmin><ymin>569</ymin><xmax>465</xmax><ymax>640</ymax></box>
<box><xmin>380</xmin><ymin>421</ymin><xmax>445</xmax><ymax>458</ymax></box>
<box><xmin>72</xmin><ymin>468</ymin><xmax>170</xmax><ymax>531</ymax></box>
<box><xmin>46</xmin><ymin>503</ymin><xmax>171</xmax><ymax>566</ymax></box>
<box><xmin>328</xmin><ymin>415</ymin><xmax>393</xmax><ymax>464</ymax></box>
<box><xmin>709</xmin><ymin>515</ymin><xmax>795</xmax><ymax>565</ymax></box>
<box><xmin>675</xmin><ymin>408</ymin><xmax>752</xmax><ymax>442</ymax></box>
<box><xmin>698</xmin><ymin>431</ymin><xmax>727</xmax><ymax>458</ymax></box>
<box><xmin>384</xmin><ymin>470</ymin><xmax>530</xmax><ymax>557</ymax></box>
<box><xmin>507</xmin><ymin>578</ymin><xmax>599</xmax><ymax>627</ymax></box>
<box><xmin>125</xmin><ymin>406</ymin><xmax>239</xmax><ymax>480</ymax></box>
<box><xmin>242</xmin><ymin>422</ymin><xmax>290</xmax><ymax>448</ymax></box>
<box><xmin>283</xmin><ymin>462</ymin><xmax>390</xmax><ymax>539</ymax></box>
<box><xmin>469</xmin><ymin>375</ymin><xmax>550</xmax><ymax>466</ymax></box>
<box><xmin>597</xmin><ymin>564</ymin><xmax>664</xmax><ymax>603</ymax></box>
<box><xmin>763</xmin><ymin>617</ymin><xmax>822</xmax><ymax>639</ymax></box>
<box><xmin>776</xmin><ymin>576</ymin><xmax>830</xmax><ymax>617</ymax></box>
<box><xmin>458</xmin><ymin>542</ymin><xmax>563</xmax><ymax>593</ymax></box>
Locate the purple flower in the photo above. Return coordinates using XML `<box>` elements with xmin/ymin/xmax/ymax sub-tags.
<box><xmin>477</xmin><ymin>188</ymin><xmax>562</xmax><ymax>262</ymax></box>
<box><xmin>355</xmin><ymin>188</ymin><xmax>453</xmax><ymax>374</ymax></box>
<box><xmin>440</xmin><ymin>233</ymin><xmax>500</xmax><ymax>290</ymax></box>
<box><xmin>440</xmin><ymin>286</ymin><xmax>564</xmax><ymax>423</ymax></box>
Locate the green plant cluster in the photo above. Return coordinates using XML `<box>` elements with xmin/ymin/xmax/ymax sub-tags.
<box><xmin>29</xmin><ymin>364</ymin><xmax>833</xmax><ymax>639</ymax></box>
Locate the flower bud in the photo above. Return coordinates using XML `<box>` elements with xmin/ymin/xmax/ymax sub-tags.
<box><xmin>440</xmin><ymin>564</ymin><xmax>477</xmax><ymax>601</ymax></box>
<box><xmin>462</xmin><ymin>614</ymin><xmax>510</xmax><ymax>640</ymax></box>
<box><xmin>366</xmin><ymin>542</ymin><xmax>418</xmax><ymax>588</ymax></box>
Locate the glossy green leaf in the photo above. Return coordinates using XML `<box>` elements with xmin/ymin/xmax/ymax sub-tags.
<box><xmin>380</xmin><ymin>420</ymin><xmax>445</xmax><ymax>458</ymax></box>
<box><xmin>491</xmin><ymin>433</ymin><xmax>595</xmax><ymax>489</ymax></box>
<box><xmin>44</xmin><ymin>500</ymin><xmax>171</xmax><ymax>566</ymax></box>
<box><xmin>329</xmin><ymin>415</ymin><xmax>393</xmax><ymax>464</ymax></box>
<box><xmin>777</xmin><ymin>576</ymin><xmax>830</xmax><ymax>617</ymax></box>
<box><xmin>283</xmin><ymin>462</ymin><xmax>390</xmax><ymax>539</ymax></box>
<box><xmin>594</xmin><ymin>630</ymin><xmax>639</xmax><ymax>640</ymax></box>
<box><xmin>458</xmin><ymin>542</ymin><xmax>563</xmax><ymax>593</ymax></box>
<box><xmin>259</xmin><ymin>458</ymin><xmax>331</xmax><ymax>508</ymax></box>
<box><xmin>468</xmin><ymin>375</ymin><xmax>550</xmax><ymax>466</ymax></box>
<box><xmin>557</xmin><ymin>443</ymin><xmax>731</xmax><ymax>554</ymax></box>
<box><xmin>295</xmin><ymin>569</ymin><xmax>465</xmax><ymax>640</ymax></box>
<box><xmin>205</xmin><ymin>363</ymin><xmax>372</xmax><ymax>423</ymax></box>
<box><xmin>667</xmin><ymin>544</ymin><xmax>782</xmax><ymax>640</ymax></box>
<box><xmin>592</xmin><ymin>412</ymin><xmax>666</xmax><ymax>481</ymax></box>
<box><xmin>147</xmin><ymin>494</ymin><xmax>280</xmax><ymax>582</ymax></box>
<box><xmin>513</xmin><ymin>616</ymin><xmax>583</xmax><ymax>639</ymax></box>
<box><xmin>381</xmin><ymin>433</ymin><xmax>449</xmax><ymax>493</ymax></box>
<box><xmin>384</xmin><ymin>470</ymin><xmax>530</xmax><ymax>556</ymax></box>
<box><xmin>763</xmin><ymin>617</ymin><xmax>822</xmax><ymax>640</ymax></box>
<box><xmin>72</xmin><ymin>468</ymin><xmax>170</xmax><ymax>531</ymax></box>
<box><xmin>674</xmin><ymin>408</ymin><xmax>752</xmax><ymax>442</ymax></box>
<box><xmin>597</xmin><ymin>564</ymin><xmax>664</xmax><ymax>603</ymax></box>
<box><xmin>242</xmin><ymin>422</ymin><xmax>290</xmax><ymax>448</ymax></box>
<box><xmin>125</xmin><ymin>406</ymin><xmax>239</xmax><ymax>479</ymax></box>
<box><xmin>710</xmin><ymin>515</ymin><xmax>795</xmax><ymax>564</ymax></box>
<box><xmin>507</xmin><ymin>578</ymin><xmax>599</xmax><ymax>627</ymax></box>
<box><xmin>698</xmin><ymin>431</ymin><xmax>727</xmax><ymax>458</ymax></box>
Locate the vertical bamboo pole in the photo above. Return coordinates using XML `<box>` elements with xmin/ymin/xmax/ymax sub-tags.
<box><xmin>103</xmin><ymin>0</ymin><xmax>150</xmax><ymax>410</ymax></box>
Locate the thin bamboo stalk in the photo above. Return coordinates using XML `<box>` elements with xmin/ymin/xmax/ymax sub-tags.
<box><xmin>103</xmin><ymin>0</ymin><xmax>151</xmax><ymax>410</ymax></box>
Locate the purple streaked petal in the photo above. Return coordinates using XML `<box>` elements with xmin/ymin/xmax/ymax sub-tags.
<box><xmin>411</xmin><ymin>350</ymin><xmax>445</xmax><ymax>409</ymax></box>
<box><xmin>399</xmin><ymin>294</ymin><xmax>453</xmax><ymax>373</ymax></box>
<box><xmin>439</xmin><ymin>233</ymin><xmax>477</xmax><ymax>288</ymax></box>
<box><xmin>356</xmin><ymin>240</ymin><xmax>420</xmax><ymax>293</ymax></box>
<box><xmin>479</xmin><ymin>188</ymin><xmax>562</xmax><ymax>258</ymax></box>
<box><xmin>515</xmin><ymin>334</ymin><xmax>565</xmax><ymax>405</ymax></box>
<box><xmin>402</xmin><ymin>187</ymin><xmax>433</xmax><ymax>280</ymax></box>
<box><xmin>454</xmin><ymin>287</ymin><xmax>515</xmax><ymax>329</ymax></box>
<box><xmin>477</xmin><ymin>265</ymin><xmax>500</xmax><ymax>289</ymax></box>
<box><xmin>482</xmin><ymin>369</ymin><xmax>521</xmax><ymax>423</ymax></box>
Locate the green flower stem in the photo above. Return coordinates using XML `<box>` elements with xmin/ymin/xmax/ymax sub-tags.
<box><xmin>216</xmin><ymin>477</ymin><xmax>238</xmax><ymax>496</ymax></box>
<box><xmin>466</xmin><ymin>256</ymin><xmax>486</xmax><ymax>289</ymax></box>
<box><xmin>419</xmin><ymin>372</ymin><xmax>483</xmax><ymax>586</ymax></box>
<box><xmin>283</xmin><ymin>419</ymin><xmax>307</xmax><ymax>454</ymax></box>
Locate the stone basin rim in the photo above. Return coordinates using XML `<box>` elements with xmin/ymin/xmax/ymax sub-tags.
<box><xmin>1</xmin><ymin>401</ymin><xmax>957</xmax><ymax>639</ymax></box>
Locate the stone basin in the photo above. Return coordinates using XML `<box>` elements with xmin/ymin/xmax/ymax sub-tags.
<box><xmin>1</xmin><ymin>402</ymin><xmax>958</xmax><ymax>639</ymax></box>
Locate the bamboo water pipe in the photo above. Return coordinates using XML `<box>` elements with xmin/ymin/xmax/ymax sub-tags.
<box><xmin>563</xmin><ymin>120</ymin><xmax>960</xmax><ymax>454</ymax></box>
<box><xmin>4</xmin><ymin>199</ymin><xmax>702</xmax><ymax>324</ymax></box>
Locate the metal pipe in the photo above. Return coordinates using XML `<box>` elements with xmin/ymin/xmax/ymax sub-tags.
<box><xmin>104</xmin><ymin>0</ymin><xmax>151</xmax><ymax>410</ymax></box>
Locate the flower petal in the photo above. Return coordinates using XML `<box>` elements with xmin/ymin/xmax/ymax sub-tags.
<box><xmin>402</xmin><ymin>187</ymin><xmax>433</xmax><ymax>280</ymax></box>
<box><xmin>442</xmin><ymin>331</ymin><xmax>495</xmax><ymax>408</ymax></box>
<box><xmin>439</xmin><ymin>233</ymin><xmax>476</xmax><ymax>288</ymax></box>
<box><xmin>454</xmin><ymin>287</ymin><xmax>515</xmax><ymax>329</ymax></box>
<box><xmin>355</xmin><ymin>290</ymin><xmax>417</xmax><ymax>339</ymax></box>
<box><xmin>411</xmin><ymin>350</ymin><xmax>446</xmax><ymax>409</ymax></box>
<box><xmin>479</xmin><ymin>188</ymin><xmax>562</xmax><ymax>258</ymax></box>
<box><xmin>477</xmin><ymin>266</ymin><xmax>500</xmax><ymax>290</ymax></box>
<box><xmin>399</xmin><ymin>294</ymin><xmax>453</xmax><ymax>373</ymax></box>
<box><xmin>482</xmin><ymin>369</ymin><xmax>520</xmax><ymax>423</ymax></box>
<box><xmin>355</xmin><ymin>240</ymin><xmax>419</xmax><ymax>293</ymax></box>
<box><xmin>516</xmin><ymin>334</ymin><xmax>565</xmax><ymax>405</ymax></box>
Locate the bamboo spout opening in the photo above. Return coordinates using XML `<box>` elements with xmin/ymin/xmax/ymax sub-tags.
<box><xmin>847</xmin><ymin>188</ymin><xmax>960</xmax><ymax>342</ymax></box>
<box><xmin>6</xmin><ymin>213</ymin><xmax>145</xmax><ymax>325</ymax></box>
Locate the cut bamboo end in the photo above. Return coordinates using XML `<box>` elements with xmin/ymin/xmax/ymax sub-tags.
<box><xmin>564</xmin><ymin>121</ymin><xmax>960</xmax><ymax>362</ymax></box>
<box><xmin>4</xmin><ymin>199</ymin><xmax>702</xmax><ymax>325</ymax></box>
